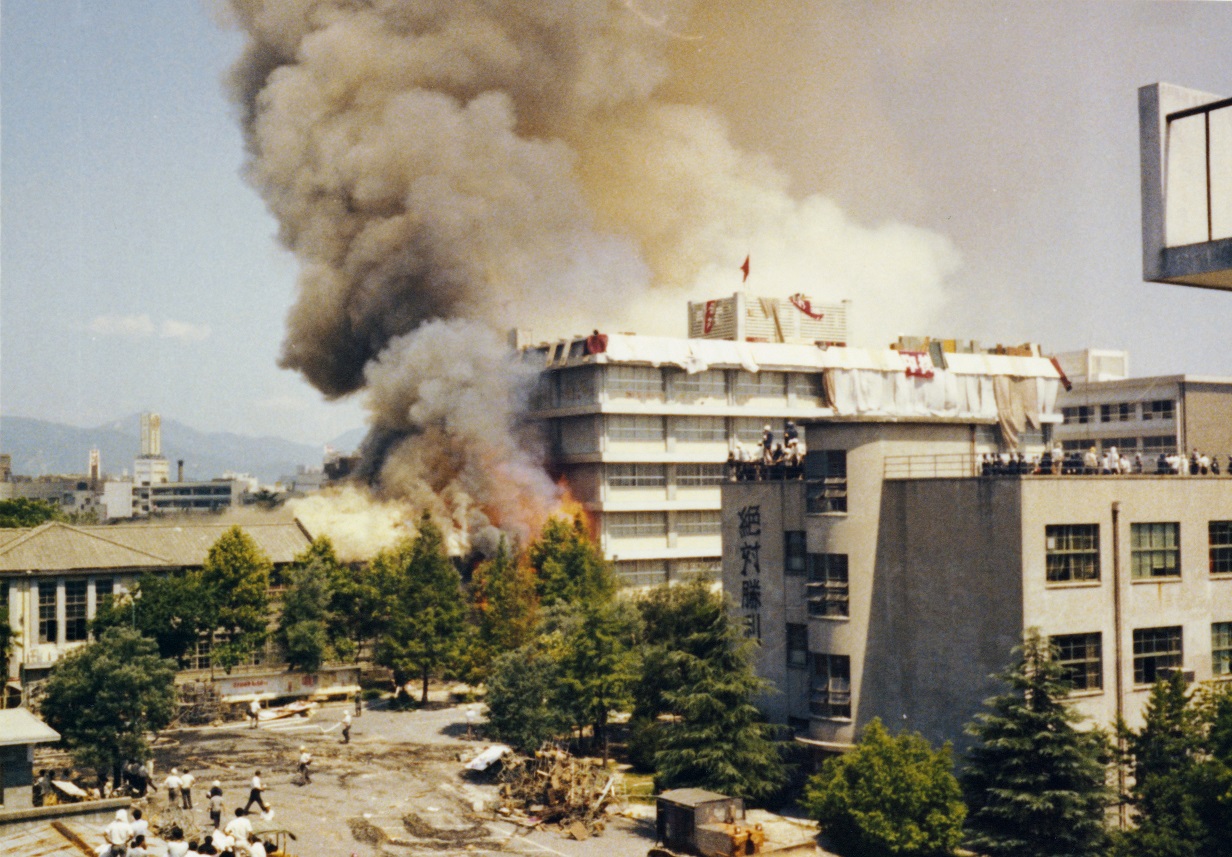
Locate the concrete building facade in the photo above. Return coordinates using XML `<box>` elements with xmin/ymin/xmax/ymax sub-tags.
<box><xmin>724</xmin><ymin>418</ymin><xmax>1232</xmax><ymax>752</ymax></box>
<box><xmin>528</xmin><ymin>323</ymin><xmax>1061</xmax><ymax>586</ymax></box>
<box><xmin>1054</xmin><ymin>349</ymin><xmax>1232</xmax><ymax>461</ymax></box>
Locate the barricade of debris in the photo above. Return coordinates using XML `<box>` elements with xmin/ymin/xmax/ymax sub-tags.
<box><xmin>493</xmin><ymin>746</ymin><xmax>621</xmax><ymax>840</ymax></box>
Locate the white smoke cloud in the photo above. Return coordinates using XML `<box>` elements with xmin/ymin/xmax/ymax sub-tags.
<box><xmin>87</xmin><ymin>313</ymin><xmax>157</xmax><ymax>338</ymax></box>
<box><xmin>160</xmin><ymin>319</ymin><xmax>212</xmax><ymax>342</ymax></box>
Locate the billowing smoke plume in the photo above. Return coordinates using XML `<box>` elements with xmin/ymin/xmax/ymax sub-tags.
<box><xmin>222</xmin><ymin>0</ymin><xmax>958</xmax><ymax>555</ymax></box>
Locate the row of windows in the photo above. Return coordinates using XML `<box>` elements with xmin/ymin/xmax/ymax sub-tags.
<box><xmin>802</xmin><ymin>624</ymin><xmax>1232</xmax><ymax>723</ymax></box>
<box><xmin>1061</xmin><ymin>399</ymin><xmax>1175</xmax><ymax>425</ymax></box>
<box><xmin>1059</xmin><ymin>436</ymin><xmax>1178</xmax><ymax>454</ymax></box>
<box><xmin>605</xmin><ymin>415</ymin><xmax>802</xmax><ymax>446</ymax></box>
<box><xmin>549</xmin><ymin>366</ymin><xmax>826</xmax><ymax>406</ymax></box>
<box><xmin>605</xmin><ymin>511</ymin><xmax>721</xmax><ymax>538</ymax></box>
<box><xmin>1046</xmin><ymin>521</ymin><xmax>1232</xmax><ymax>583</ymax></box>
<box><xmin>613</xmin><ymin>558</ymin><xmax>721</xmax><ymax>588</ymax></box>
<box><xmin>35</xmin><ymin>578</ymin><xmax>114</xmax><ymax>644</ymax></box>
<box><xmin>606</xmin><ymin>463</ymin><xmax>727</xmax><ymax>488</ymax></box>
<box><xmin>1052</xmin><ymin>624</ymin><xmax>1232</xmax><ymax>690</ymax></box>
<box><xmin>805</xmin><ymin>450</ymin><xmax>848</xmax><ymax>514</ymax></box>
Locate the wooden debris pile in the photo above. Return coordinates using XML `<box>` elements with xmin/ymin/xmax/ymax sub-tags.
<box><xmin>494</xmin><ymin>747</ymin><xmax>620</xmax><ymax>838</ymax></box>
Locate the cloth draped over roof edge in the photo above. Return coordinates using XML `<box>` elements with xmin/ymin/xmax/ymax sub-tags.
<box><xmin>537</xmin><ymin>334</ymin><xmax>1060</xmax><ymax>445</ymax></box>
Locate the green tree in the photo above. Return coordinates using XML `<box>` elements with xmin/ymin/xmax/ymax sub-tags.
<box><xmin>39</xmin><ymin>626</ymin><xmax>176</xmax><ymax>784</ymax></box>
<box><xmin>549</xmin><ymin>598</ymin><xmax>640</xmax><ymax>762</ymax></box>
<box><xmin>277</xmin><ymin>546</ymin><xmax>336</xmax><ymax>673</ymax></box>
<box><xmin>0</xmin><ymin>604</ymin><xmax>15</xmax><ymax>677</ymax></box>
<box><xmin>1194</xmin><ymin>682</ymin><xmax>1232</xmax><ymax>853</ymax></box>
<box><xmin>527</xmin><ymin>515</ymin><xmax>615</xmax><ymax>608</ymax></box>
<box><xmin>1123</xmin><ymin>674</ymin><xmax>1227</xmax><ymax>857</ymax></box>
<box><xmin>804</xmin><ymin>718</ymin><xmax>966</xmax><ymax>857</ymax></box>
<box><xmin>0</xmin><ymin>497</ymin><xmax>60</xmax><ymax>528</ymax></box>
<box><xmin>91</xmin><ymin>572</ymin><xmax>209</xmax><ymax>666</ymax></box>
<box><xmin>963</xmin><ymin>628</ymin><xmax>1113</xmax><ymax>857</ymax></box>
<box><xmin>373</xmin><ymin>513</ymin><xmax>465</xmax><ymax>703</ymax></box>
<box><xmin>199</xmin><ymin>526</ymin><xmax>272</xmax><ymax>672</ymax></box>
<box><xmin>484</xmin><ymin>642</ymin><xmax>572</xmax><ymax>752</ymax></box>
<box><xmin>650</xmin><ymin>592</ymin><xmax>787</xmax><ymax>803</ymax></box>
<box><xmin>465</xmin><ymin>537</ymin><xmax>539</xmax><ymax>683</ymax></box>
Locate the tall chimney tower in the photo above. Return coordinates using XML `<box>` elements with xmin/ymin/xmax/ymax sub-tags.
<box><xmin>89</xmin><ymin>448</ymin><xmax>101</xmax><ymax>483</ymax></box>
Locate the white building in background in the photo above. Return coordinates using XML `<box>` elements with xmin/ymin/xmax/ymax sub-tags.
<box><xmin>524</xmin><ymin>293</ymin><xmax>1062</xmax><ymax>586</ymax></box>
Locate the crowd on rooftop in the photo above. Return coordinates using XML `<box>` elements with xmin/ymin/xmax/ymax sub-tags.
<box><xmin>981</xmin><ymin>444</ymin><xmax>1232</xmax><ymax>477</ymax></box>
<box><xmin>727</xmin><ymin>422</ymin><xmax>807</xmax><ymax>481</ymax></box>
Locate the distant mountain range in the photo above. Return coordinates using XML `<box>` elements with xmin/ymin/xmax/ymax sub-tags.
<box><xmin>0</xmin><ymin>415</ymin><xmax>367</xmax><ymax>484</ymax></box>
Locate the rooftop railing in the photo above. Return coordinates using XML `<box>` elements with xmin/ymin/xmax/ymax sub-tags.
<box><xmin>884</xmin><ymin>453</ymin><xmax>1229</xmax><ymax>480</ymax></box>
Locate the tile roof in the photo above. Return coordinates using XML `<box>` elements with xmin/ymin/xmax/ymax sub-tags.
<box><xmin>0</xmin><ymin>519</ymin><xmax>314</xmax><ymax>573</ymax></box>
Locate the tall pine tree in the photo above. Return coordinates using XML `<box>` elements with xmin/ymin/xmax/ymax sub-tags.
<box><xmin>963</xmin><ymin>628</ymin><xmax>1112</xmax><ymax>857</ymax></box>
<box><xmin>374</xmin><ymin>513</ymin><xmax>465</xmax><ymax>703</ymax></box>
<box><xmin>648</xmin><ymin>584</ymin><xmax>786</xmax><ymax>803</ymax></box>
<box><xmin>467</xmin><ymin>536</ymin><xmax>538</xmax><ymax>681</ymax></box>
<box><xmin>200</xmin><ymin>526</ymin><xmax>272</xmax><ymax>672</ymax></box>
<box><xmin>1116</xmin><ymin>672</ymin><xmax>1208</xmax><ymax>857</ymax></box>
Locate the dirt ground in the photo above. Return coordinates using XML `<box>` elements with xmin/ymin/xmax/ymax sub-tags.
<box><xmin>131</xmin><ymin>698</ymin><xmax>660</xmax><ymax>857</ymax></box>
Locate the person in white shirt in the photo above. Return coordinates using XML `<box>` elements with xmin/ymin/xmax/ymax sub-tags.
<box><xmin>180</xmin><ymin>768</ymin><xmax>195</xmax><ymax>809</ymax></box>
<box><xmin>342</xmin><ymin>710</ymin><xmax>352</xmax><ymax>744</ymax></box>
<box><xmin>249</xmin><ymin>698</ymin><xmax>261</xmax><ymax>728</ymax></box>
<box><xmin>248</xmin><ymin>834</ymin><xmax>268</xmax><ymax>857</ymax></box>
<box><xmin>164</xmin><ymin>768</ymin><xmax>183</xmax><ymax>806</ymax></box>
<box><xmin>224</xmin><ymin>808</ymin><xmax>253</xmax><ymax>844</ymax></box>
<box><xmin>98</xmin><ymin>809</ymin><xmax>132</xmax><ymax>856</ymax></box>
<box><xmin>165</xmin><ymin>826</ymin><xmax>189</xmax><ymax>857</ymax></box>
<box><xmin>129</xmin><ymin>808</ymin><xmax>149</xmax><ymax>840</ymax></box>
<box><xmin>243</xmin><ymin>770</ymin><xmax>270</xmax><ymax>814</ymax></box>
<box><xmin>297</xmin><ymin>747</ymin><xmax>312</xmax><ymax>784</ymax></box>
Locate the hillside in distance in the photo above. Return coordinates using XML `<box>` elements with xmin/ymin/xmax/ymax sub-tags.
<box><xmin>0</xmin><ymin>414</ymin><xmax>360</xmax><ymax>484</ymax></box>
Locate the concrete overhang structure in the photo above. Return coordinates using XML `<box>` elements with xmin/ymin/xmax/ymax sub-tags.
<box><xmin>1140</xmin><ymin>82</ymin><xmax>1232</xmax><ymax>290</ymax></box>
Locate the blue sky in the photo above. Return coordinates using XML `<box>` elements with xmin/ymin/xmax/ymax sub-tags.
<box><xmin>2</xmin><ymin>1</ymin><xmax>1229</xmax><ymax>447</ymax></box>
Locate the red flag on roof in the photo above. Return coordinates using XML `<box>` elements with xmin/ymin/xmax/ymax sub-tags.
<box><xmin>740</xmin><ymin>255</ymin><xmax>750</xmax><ymax>282</ymax></box>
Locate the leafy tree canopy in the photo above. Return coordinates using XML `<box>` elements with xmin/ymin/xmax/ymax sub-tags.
<box><xmin>40</xmin><ymin>626</ymin><xmax>177</xmax><ymax>779</ymax></box>
<box><xmin>527</xmin><ymin>515</ymin><xmax>615</xmax><ymax>608</ymax></box>
<box><xmin>373</xmin><ymin>513</ymin><xmax>465</xmax><ymax>702</ymax></box>
<box><xmin>484</xmin><ymin>642</ymin><xmax>572</xmax><ymax>753</ymax></box>
<box><xmin>805</xmin><ymin>718</ymin><xmax>965</xmax><ymax>857</ymax></box>
<box><xmin>963</xmin><ymin>628</ymin><xmax>1113</xmax><ymax>857</ymax></box>
<box><xmin>92</xmin><ymin>571</ymin><xmax>209</xmax><ymax>666</ymax></box>
<box><xmin>465</xmin><ymin>536</ymin><xmax>538</xmax><ymax>683</ymax></box>
<box><xmin>200</xmin><ymin>525</ymin><xmax>272</xmax><ymax>671</ymax></box>
<box><xmin>0</xmin><ymin>497</ymin><xmax>61</xmax><ymax>528</ymax></box>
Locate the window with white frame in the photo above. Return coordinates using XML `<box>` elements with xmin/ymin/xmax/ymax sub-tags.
<box><xmin>670</xmin><ymin>370</ymin><xmax>726</xmax><ymax>402</ymax></box>
<box><xmin>1062</xmin><ymin>405</ymin><xmax>1094</xmax><ymax>424</ymax></box>
<box><xmin>676</xmin><ymin>510</ymin><xmax>720</xmax><ymax>536</ymax></box>
<box><xmin>676</xmin><ymin>463</ymin><xmax>726</xmax><ymax>487</ymax></box>
<box><xmin>672</xmin><ymin>416</ymin><xmax>727</xmax><ymax>443</ymax></box>
<box><xmin>1131</xmin><ymin>523</ymin><xmax>1180</xmax><ymax>580</ymax></box>
<box><xmin>1141</xmin><ymin>435</ymin><xmax>1176</xmax><ymax>455</ymax></box>
<box><xmin>787</xmin><ymin>624</ymin><xmax>808</xmax><ymax>669</ymax></box>
<box><xmin>733</xmin><ymin>371</ymin><xmax>786</xmax><ymax>401</ymax></box>
<box><xmin>1100</xmin><ymin>403</ymin><xmax>1134</xmax><ymax>423</ymax></box>
<box><xmin>1051</xmin><ymin>632</ymin><xmax>1102</xmax><ymax>691</ymax></box>
<box><xmin>607</xmin><ymin>463</ymin><xmax>666</xmax><ymax>489</ymax></box>
<box><xmin>608</xmin><ymin>414</ymin><xmax>664</xmax><ymax>442</ymax></box>
<box><xmin>807</xmin><ymin>553</ymin><xmax>849</xmax><ymax>617</ymax></box>
<box><xmin>607</xmin><ymin>512</ymin><xmax>667</xmax><ymax>538</ymax></box>
<box><xmin>38</xmin><ymin>582</ymin><xmax>57</xmax><ymax>644</ymax></box>
<box><xmin>1133</xmin><ymin>626</ymin><xmax>1182</xmax><ymax>684</ymax></box>
<box><xmin>616</xmin><ymin>559</ymin><xmax>667</xmax><ymax>587</ymax></box>
<box><xmin>810</xmin><ymin>654</ymin><xmax>851</xmax><ymax>718</ymax></box>
<box><xmin>1213</xmin><ymin>622</ymin><xmax>1232</xmax><ymax>677</ymax></box>
<box><xmin>606</xmin><ymin>365</ymin><xmax>664</xmax><ymax>400</ymax></box>
<box><xmin>672</xmin><ymin>558</ymin><xmax>720</xmax><ymax>583</ymax></box>
<box><xmin>1045</xmin><ymin>524</ymin><xmax>1100</xmax><ymax>583</ymax></box>
<box><xmin>65</xmin><ymin>580</ymin><xmax>88</xmax><ymax>643</ymax></box>
<box><xmin>733</xmin><ymin>418</ymin><xmax>767</xmax><ymax>447</ymax></box>
<box><xmin>1210</xmin><ymin>521</ymin><xmax>1232</xmax><ymax>575</ymax></box>
<box><xmin>1143</xmin><ymin>399</ymin><xmax>1176</xmax><ymax>421</ymax></box>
